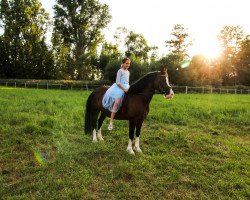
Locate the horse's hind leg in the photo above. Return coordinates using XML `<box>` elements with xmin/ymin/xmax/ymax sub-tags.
<box><xmin>91</xmin><ymin>110</ymin><xmax>100</xmax><ymax>143</ymax></box>
<box><xmin>97</xmin><ymin>113</ymin><xmax>106</xmax><ymax>141</ymax></box>
<box><xmin>134</xmin><ymin>122</ymin><xmax>143</xmax><ymax>153</ymax></box>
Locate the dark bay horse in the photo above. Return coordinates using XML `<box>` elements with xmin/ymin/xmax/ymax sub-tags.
<box><xmin>84</xmin><ymin>68</ymin><xmax>174</xmax><ymax>154</ymax></box>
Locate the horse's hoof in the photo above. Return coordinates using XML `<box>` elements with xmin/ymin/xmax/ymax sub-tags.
<box><xmin>98</xmin><ymin>137</ymin><xmax>104</xmax><ymax>141</ymax></box>
<box><xmin>126</xmin><ymin>148</ymin><xmax>135</xmax><ymax>155</ymax></box>
<box><xmin>92</xmin><ymin>139</ymin><xmax>98</xmax><ymax>143</ymax></box>
<box><xmin>133</xmin><ymin>146</ymin><xmax>143</xmax><ymax>153</ymax></box>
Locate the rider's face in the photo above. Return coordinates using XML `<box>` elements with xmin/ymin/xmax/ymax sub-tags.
<box><xmin>122</xmin><ymin>61</ymin><xmax>130</xmax><ymax>69</ymax></box>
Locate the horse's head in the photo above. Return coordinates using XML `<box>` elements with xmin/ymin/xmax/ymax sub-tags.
<box><xmin>155</xmin><ymin>68</ymin><xmax>174</xmax><ymax>99</ymax></box>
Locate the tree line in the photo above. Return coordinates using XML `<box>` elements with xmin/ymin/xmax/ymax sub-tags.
<box><xmin>0</xmin><ymin>0</ymin><xmax>249</xmax><ymax>86</ymax></box>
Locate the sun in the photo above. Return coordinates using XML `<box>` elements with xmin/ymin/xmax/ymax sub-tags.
<box><xmin>190</xmin><ymin>40</ymin><xmax>222</xmax><ymax>59</ymax></box>
<box><xmin>199</xmin><ymin>41</ymin><xmax>222</xmax><ymax>59</ymax></box>
<box><xmin>190</xmin><ymin>33</ymin><xmax>222</xmax><ymax>59</ymax></box>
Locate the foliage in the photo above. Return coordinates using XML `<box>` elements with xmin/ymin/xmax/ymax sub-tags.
<box><xmin>235</xmin><ymin>35</ymin><xmax>250</xmax><ymax>85</ymax></box>
<box><xmin>52</xmin><ymin>0</ymin><xmax>111</xmax><ymax>80</ymax></box>
<box><xmin>0</xmin><ymin>2</ymin><xmax>249</xmax><ymax>86</ymax></box>
<box><xmin>184</xmin><ymin>55</ymin><xmax>222</xmax><ymax>86</ymax></box>
<box><xmin>218</xmin><ymin>26</ymin><xmax>245</xmax><ymax>85</ymax></box>
<box><xmin>0</xmin><ymin>0</ymin><xmax>55</xmax><ymax>79</ymax></box>
<box><xmin>125</xmin><ymin>31</ymin><xmax>155</xmax><ymax>63</ymax></box>
<box><xmin>165</xmin><ymin>24</ymin><xmax>192</xmax><ymax>61</ymax></box>
<box><xmin>1</xmin><ymin>88</ymin><xmax>249</xmax><ymax>199</ymax></box>
<box><xmin>149</xmin><ymin>54</ymin><xmax>183</xmax><ymax>85</ymax></box>
<box><xmin>113</xmin><ymin>27</ymin><xmax>158</xmax><ymax>63</ymax></box>
<box><xmin>91</xmin><ymin>42</ymin><xmax>121</xmax><ymax>78</ymax></box>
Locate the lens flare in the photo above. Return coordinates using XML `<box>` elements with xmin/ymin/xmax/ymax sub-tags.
<box><xmin>180</xmin><ymin>60</ymin><xmax>191</xmax><ymax>68</ymax></box>
<box><xmin>34</xmin><ymin>150</ymin><xmax>46</xmax><ymax>166</ymax></box>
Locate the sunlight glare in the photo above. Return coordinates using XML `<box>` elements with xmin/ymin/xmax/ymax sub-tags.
<box><xmin>34</xmin><ymin>150</ymin><xmax>46</xmax><ymax>166</ymax></box>
<box><xmin>180</xmin><ymin>60</ymin><xmax>191</xmax><ymax>68</ymax></box>
<box><xmin>199</xmin><ymin>42</ymin><xmax>221</xmax><ymax>59</ymax></box>
<box><xmin>190</xmin><ymin>27</ymin><xmax>222</xmax><ymax>59</ymax></box>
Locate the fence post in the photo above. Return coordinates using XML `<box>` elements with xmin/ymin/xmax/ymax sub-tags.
<box><xmin>6</xmin><ymin>82</ymin><xmax>8</xmax><ymax>87</ymax></box>
<box><xmin>211</xmin><ymin>87</ymin><xmax>212</xmax><ymax>94</ymax></box>
<box><xmin>85</xmin><ymin>83</ymin><xmax>88</xmax><ymax>91</ymax></box>
<box><xmin>47</xmin><ymin>83</ymin><xmax>49</xmax><ymax>90</ymax></box>
<box><xmin>60</xmin><ymin>84</ymin><xmax>62</xmax><ymax>90</ymax></box>
<box><xmin>15</xmin><ymin>82</ymin><xmax>16</xmax><ymax>88</ymax></box>
<box><xmin>202</xmin><ymin>87</ymin><xmax>204</xmax><ymax>94</ymax></box>
<box><xmin>235</xmin><ymin>89</ymin><xmax>236</xmax><ymax>94</ymax></box>
<box><xmin>220</xmin><ymin>88</ymin><xmax>221</xmax><ymax>94</ymax></box>
<box><xmin>25</xmin><ymin>83</ymin><xmax>26</xmax><ymax>88</ymax></box>
<box><xmin>185</xmin><ymin>86</ymin><xmax>188</xmax><ymax>94</ymax></box>
<box><xmin>71</xmin><ymin>84</ymin><xmax>73</xmax><ymax>90</ymax></box>
<box><xmin>37</xmin><ymin>83</ymin><xmax>38</xmax><ymax>89</ymax></box>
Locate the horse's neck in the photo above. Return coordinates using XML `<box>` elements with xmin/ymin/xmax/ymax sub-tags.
<box><xmin>128</xmin><ymin>74</ymin><xmax>156</xmax><ymax>101</ymax></box>
<box><xmin>138</xmin><ymin>85</ymin><xmax>155</xmax><ymax>102</ymax></box>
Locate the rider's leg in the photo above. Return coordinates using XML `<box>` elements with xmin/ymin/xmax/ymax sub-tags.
<box><xmin>108</xmin><ymin>98</ymin><xmax>120</xmax><ymax>130</ymax></box>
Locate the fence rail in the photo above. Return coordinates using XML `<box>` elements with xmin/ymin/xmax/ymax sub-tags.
<box><xmin>0</xmin><ymin>81</ymin><xmax>249</xmax><ymax>94</ymax></box>
<box><xmin>172</xmin><ymin>86</ymin><xmax>250</xmax><ymax>94</ymax></box>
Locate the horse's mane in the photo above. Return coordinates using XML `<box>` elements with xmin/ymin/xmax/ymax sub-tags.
<box><xmin>128</xmin><ymin>71</ymin><xmax>158</xmax><ymax>94</ymax></box>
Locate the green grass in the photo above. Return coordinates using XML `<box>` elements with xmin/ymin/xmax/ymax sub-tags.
<box><xmin>1</xmin><ymin>87</ymin><xmax>249</xmax><ymax>199</ymax></box>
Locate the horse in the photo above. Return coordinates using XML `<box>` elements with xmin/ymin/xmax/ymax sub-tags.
<box><xmin>84</xmin><ymin>68</ymin><xmax>174</xmax><ymax>154</ymax></box>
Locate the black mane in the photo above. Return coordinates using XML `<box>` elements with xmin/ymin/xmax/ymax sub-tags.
<box><xmin>128</xmin><ymin>71</ymin><xmax>158</xmax><ymax>94</ymax></box>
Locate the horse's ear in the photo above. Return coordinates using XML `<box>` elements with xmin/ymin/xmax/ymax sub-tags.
<box><xmin>161</xmin><ymin>67</ymin><xmax>167</xmax><ymax>74</ymax></box>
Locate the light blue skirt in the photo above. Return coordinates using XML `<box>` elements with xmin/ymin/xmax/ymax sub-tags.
<box><xmin>102</xmin><ymin>83</ymin><xmax>129</xmax><ymax>112</ymax></box>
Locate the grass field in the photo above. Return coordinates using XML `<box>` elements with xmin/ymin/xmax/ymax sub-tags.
<box><xmin>1</xmin><ymin>87</ymin><xmax>249</xmax><ymax>199</ymax></box>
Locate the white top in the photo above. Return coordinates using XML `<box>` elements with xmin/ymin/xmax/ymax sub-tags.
<box><xmin>116</xmin><ymin>68</ymin><xmax>130</xmax><ymax>85</ymax></box>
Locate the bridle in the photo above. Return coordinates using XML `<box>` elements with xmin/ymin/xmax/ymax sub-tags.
<box><xmin>158</xmin><ymin>74</ymin><xmax>172</xmax><ymax>95</ymax></box>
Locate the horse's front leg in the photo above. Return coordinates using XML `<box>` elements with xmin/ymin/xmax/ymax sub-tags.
<box><xmin>134</xmin><ymin>122</ymin><xmax>143</xmax><ymax>153</ymax></box>
<box><xmin>97</xmin><ymin>113</ymin><xmax>106</xmax><ymax>141</ymax></box>
<box><xmin>127</xmin><ymin>121</ymin><xmax>135</xmax><ymax>154</ymax></box>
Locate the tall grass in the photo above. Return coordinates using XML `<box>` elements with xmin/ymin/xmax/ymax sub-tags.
<box><xmin>1</xmin><ymin>87</ymin><xmax>249</xmax><ymax>199</ymax></box>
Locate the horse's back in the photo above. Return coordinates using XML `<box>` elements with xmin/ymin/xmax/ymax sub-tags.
<box><xmin>90</xmin><ymin>85</ymin><xmax>109</xmax><ymax>109</ymax></box>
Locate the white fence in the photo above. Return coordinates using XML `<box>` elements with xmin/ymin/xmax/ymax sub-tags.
<box><xmin>172</xmin><ymin>86</ymin><xmax>250</xmax><ymax>94</ymax></box>
<box><xmin>0</xmin><ymin>81</ymin><xmax>96</xmax><ymax>91</ymax></box>
<box><xmin>0</xmin><ymin>81</ymin><xmax>249</xmax><ymax>94</ymax></box>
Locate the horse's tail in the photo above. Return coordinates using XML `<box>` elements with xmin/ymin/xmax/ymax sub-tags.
<box><xmin>84</xmin><ymin>91</ymin><xmax>99</xmax><ymax>134</ymax></box>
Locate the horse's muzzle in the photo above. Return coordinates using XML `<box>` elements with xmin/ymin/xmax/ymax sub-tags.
<box><xmin>165</xmin><ymin>88</ymin><xmax>174</xmax><ymax>99</ymax></box>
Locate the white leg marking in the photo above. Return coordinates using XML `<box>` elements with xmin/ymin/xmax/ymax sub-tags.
<box><xmin>97</xmin><ymin>128</ymin><xmax>104</xmax><ymax>141</ymax></box>
<box><xmin>126</xmin><ymin>139</ymin><xmax>135</xmax><ymax>155</ymax></box>
<box><xmin>92</xmin><ymin>129</ymin><xmax>97</xmax><ymax>143</ymax></box>
<box><xmin>134</xmin><ymin>137</ymin><xmax>142</xmax><ymax>153</ymax></box>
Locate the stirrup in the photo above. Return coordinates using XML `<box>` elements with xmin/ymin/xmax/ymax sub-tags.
<box><xmin>108</xmin><ymin>123</ymin><xmax>113</xmax><ymax>131</ymax></box>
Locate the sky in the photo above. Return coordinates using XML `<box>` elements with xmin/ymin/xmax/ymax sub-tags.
<box><xmin>40</xmin><ymin>0</ymin><xmax>250</xmax><ymax>57</ymax></box>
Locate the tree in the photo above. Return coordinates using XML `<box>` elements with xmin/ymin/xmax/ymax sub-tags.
<box><xmin>124</xmin><ymin>31</ymin><xmax>154</xmax><ymax>63</ymax></box>
<box><xmin>218</xmin><ymin>25</ymin><xmax>245</xmax><ymax>85</ymax></box>
<box><xmin>165</xmin><ymin>24</ymin><xmax>192</xmax><ymax>62</ymax></box>
<box><xmin>164</xmin><ymin>24</ymin><xmax>192</xmax><ymax>85</ymax></box>
<box><xmin>185</xmin><ymin>55</ymin><xmax>222</xmax><ymax>86</ymax></box>
<box><xmin>0</xmin><ymin>0</ymin><xmax>54</xmax><ymax>79</ymax></box>
<box><xmin>52</xmin><ymin>0</ymin><xmax>111</xmax><ymax>80</ymax></box>
<box><xmin>0</xmin><ymin>35</ymin><xmax>10</xmax><ymax>78</ymax></box>
<box><xmin>92</xmin><ymin>42</ymin><xmax>121</xmax><ymax>78</ymax></box>
<box><xmin>112</xmin><ymin>27</ymin><xmax>156</xmax><ymax>63</ymax></box>
<box><xmin>149</xmin><ymin>54</ymin><xmax>180</xmax><ymax>85</ymax></box>
<box><xmin>235</xmin><ymin>35</ymin><xmax>250</xmax><ymax>85</ymax></box>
